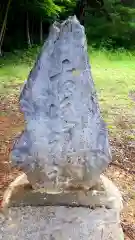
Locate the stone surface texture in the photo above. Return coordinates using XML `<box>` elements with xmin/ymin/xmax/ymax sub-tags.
<box><xmin>1</xmin><ymin>16</ymin><xmax>124</xmax><ymax>240</ymax></box>
<box><xmin>0</xmin><ymin>206</ymin><xmax>124</xmax><ymax>240</ymax></box>
<box><xmin>2</xmin><ymin>174</ymin><xmax>123</xmax><ymax>211</ymax></box>
<box><xmin>10</xmin><ymin>16</ymin><xmax>111</xmax><ymax>191</ymax></box>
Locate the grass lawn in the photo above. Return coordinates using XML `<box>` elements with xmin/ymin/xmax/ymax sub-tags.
<box><xmin>0</xmin><ymin>47</ymin><xmax>135</xmax><ymax>238</ymax></box>
<box><xmin>1</xmin><ymin>47</ymin><xmax>135</xmax><ymax>136</ymax></box>
<box><xmin>90</xmin><ymin>49</ymin><xmax>135</xmax><ymax>140</ymax></box>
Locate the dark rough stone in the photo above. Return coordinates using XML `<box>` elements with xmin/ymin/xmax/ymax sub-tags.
<box><xmin>10</xmin><ymin>16</ymin><xmax>111</xmax><ymax>190</ymax></box>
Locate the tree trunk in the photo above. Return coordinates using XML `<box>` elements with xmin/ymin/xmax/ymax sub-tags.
<box><xmin>31</xmin><ymin>17</ymin><xmax>34</xmax><ymax>45</ymax></box>
<box><xmin>0</xmin><ymin>0</ymin><xmax>12</xmax><ymax>56</ymax></box>
<box><xmin>0</xmin><ymin>21</ymin><xmax>6</xmax><ymax>55</ymax></box>
<box><xmin>26</xmin><ymin>12</ymin><xmax>31</xmax><ymax>48</ymax></box>
<box><xmin>40</xmin><ymin>17</ymin><xmax>43</xmax><ymax>44</ymax></box>
<box><xmin>75</xmin><ymin>0</ymin><xmax>87</xmax><ymax>25</ymax></box>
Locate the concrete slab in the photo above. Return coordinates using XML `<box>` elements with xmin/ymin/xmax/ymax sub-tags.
<box><xmin>0</xmin><ymin>206</ymin><xmax>124</xmax><ymax>240</ymax></box>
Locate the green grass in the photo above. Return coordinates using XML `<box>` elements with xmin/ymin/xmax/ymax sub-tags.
<box><xmin>0</xmin><ymin>47</ymin><xmax>135</xmax><ymax>137</ymax></box>
<box><xmin>89</xmin><ymin>48</ymin><xmax>135</xmax><ymax>136</ymax></box>
<box><xmin>0</xmin><ymin>46</ymin><xmax>40</xmax><ymax>95</ymax></box>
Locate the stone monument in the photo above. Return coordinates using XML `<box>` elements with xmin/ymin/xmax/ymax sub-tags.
<box><xmin>0</xmin><ymin>16</ymin><xmax>124</xmax><ymax>239</ymax></box>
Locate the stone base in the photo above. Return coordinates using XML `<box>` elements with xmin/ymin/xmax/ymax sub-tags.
<box><xmin>1</xmin><ymin>174</ymin><xmax>123</xmax><ymax>212</ymax></box>
<box><xmin>0</xmin><ymin>174</ymin><xmax>124</xmax><ymax>239</ymax></box>
<box><xmin>0</xmin><ymin>206</ymin><xmax>124</xmax><ymax>240</ymax></box>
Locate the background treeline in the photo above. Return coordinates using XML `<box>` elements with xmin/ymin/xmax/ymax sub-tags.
<box><xmin>0</xmin><ymin>0</ymin><xmax>135</xmax><ymax>54</ymax></box>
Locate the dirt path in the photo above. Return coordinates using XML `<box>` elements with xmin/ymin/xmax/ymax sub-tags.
<box><xmin>0</xmin><ymin>96</ymin><xmax>135</xmax><ymax>239</ymax></box>
<box><xmin>0</xmin><ymin>97</ymin><xmax>24</xmax><ymax>197</ymax></box>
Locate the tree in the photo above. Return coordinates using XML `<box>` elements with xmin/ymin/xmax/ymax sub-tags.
<box><xmin>0</xmin><ymin>0</ymin><xmax>76</xmax><ymax>52</ymax></box>
<box><xmin>1</xmin><ymin>0</ymin><xmax>135</xmax><ymax>51</ymax></box>
<box><xmin>0</xmin><ymin>0</ymin><xmax>12</xmax><ymax>55</ymax></box>
<box><xmin>74</xmin><ymin>0</ymin><xmax>87</xmax><ymax>25</ymax></box>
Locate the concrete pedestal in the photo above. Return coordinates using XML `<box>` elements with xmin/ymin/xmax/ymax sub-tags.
<box><xmin>0</xmin><ymin>174</ymin><xmax>124</xmax><ymax>240</ymax></box>
<box><xmin>0</xmin><ymin>206</ymin><xmax>124</xmax><ymax>240</ymax></box>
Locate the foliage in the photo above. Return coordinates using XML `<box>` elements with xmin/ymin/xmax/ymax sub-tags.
<box><xmin>85</xmin><ymin>0</ymin><xmax>135</xmax><ymax>49</ymax></box>
<box><xmin>1</xmin><ymin>0</ymin><xmax>135</xmax><ymax>51</ymax></box>
<box><xmin>0</xmin><ymin>0</ymin><xmax>75</xmax><ymax>52</ymax></box>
